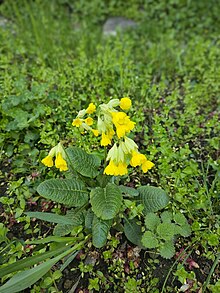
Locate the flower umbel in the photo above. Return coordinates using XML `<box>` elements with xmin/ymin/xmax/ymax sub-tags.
<box><xmin>72</xmin><ymin>97</ymin><xmax>154</xmax><ymax>175</ymax></box>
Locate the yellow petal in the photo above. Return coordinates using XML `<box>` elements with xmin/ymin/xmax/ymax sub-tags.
<box><xmin>107</xmin><ymin>129</ymin><xmax>115</xmax><ymax>139</ymax></box>
<box><xmin>141</xmin><ymin>160</ymin><xmax>154</xmax><ymax>173</ymax></box>
<box><xmin>112</xmin><ymin>112</ymin><xmax>135</xmax><ymax>138</ymax></box>
<box><xmin>130</xmin><ymin>152</ymin><xmax>146</xmax><ymax>167</ymax></box>
<box><xmin>41</xmin><ymin>155</ymin><xmax>53</xmax><ymax>167</ymax></box>
<box><xmin>116</xmin><ymin>126</ymin><xmax>127</xmax><ymax>139</ymax></box>
<box><xmin>86</xmin><ymin>103</ymin><xmax>96</xmax><ymax>114</ymax></box>
<box><xmin>104</xmin><ymin>160</ymin><xmax>116</xmax><ymax>175</ymax></box>
<box><xmin>120</xmin><ymin>97</ymin><xmax>132</xmax><ymax>110</ymax></box>
<box><xmin>117</xmin><ymin>162</ymin><xmax>128</xmax><ymax>175</ymax></box>
<box><xmin>55</xmin><ymin>153</ymin><xmax>68</xmax><ymax>171</ymax></box>
<box><xmin>84</xmin><ymin>117</ymin><xmax>93</xmax><ymax>126</ymax></box>
<box><xmin>72</xmin><ymin>118</ymin><xmax>83</xmax><ymax>127</ymax></box>
<box><xmin>101</xmin><ymin>133</ymin><xmax>111</xmax><ymax>146</ymax></box>
<box><xmin>92</xmin><ymin>129</ymin><xmax>99</xmax><ymax>136</ymax></box>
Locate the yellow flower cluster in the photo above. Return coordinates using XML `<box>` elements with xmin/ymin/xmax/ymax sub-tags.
<box><xmin>103</xmin><ymin>138</ymin><xmax>154</xmax><ymax>176</ymax></box>
<box><xmin>72</xmin><ymin>103</ymin><xmax>98</xmax><ymax>134</ymax></box>
<box><xmin>72</xmin><ymin>98</ymin><xmax>154</xmax><ymax>176</ymax></box>
<box><xmin>111</xmin><ymin>112</ymin><xmax>135</xmax><ymax>139</ymax></box>
<box><xmin>41</xmin><ymin>143</ymin><xmax>68</xmax><ymax>171</ymax></box>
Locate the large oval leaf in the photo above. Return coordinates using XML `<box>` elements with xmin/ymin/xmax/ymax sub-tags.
<box><xmin>92</xmin><ymin>215</ymin><xmax>112</xmax><ymax>248</ymax></box>
<box><xmin>37</xmin><ymin>179</ymin><xmax>88</xmax><ymax>207</ymax></box>
<box><xmin>137</xmin><ymin>186</ymin><xmax>169</xmax><ymax>213</ymax></box>
<box><xmin>90</xmin><ymin>183</ymin><xmax>122</xmax><ymax>220</ymax></box>
<box><xmin>66</xmin><ymin>147</ymin><xmax>101</xmax><ymax>178</ymax></box>
<box><xmin>124</xmin><ymin>218</ymin><xmax>143</xmax><ymax>247</ymax></box>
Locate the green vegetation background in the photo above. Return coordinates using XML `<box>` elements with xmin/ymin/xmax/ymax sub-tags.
<box><xmin>0</xmin><ymin>0</ymin><xmax>219</xmax><ymax>291</ymax></box>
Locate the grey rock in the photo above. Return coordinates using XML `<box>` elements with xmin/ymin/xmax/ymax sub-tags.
<box><xmin>103</xmin><ymin>17</ymin><xmax>137</xmax><ymax>36</ymax></box>
<box><xmin>0</xmin><ymin>16</ymin><xmax>8</xmax><ymax>28</ymax></box>
<box><xmin>63</xmin><ymin>279</ymin><xmax>73</xmax><ymax>289</ymax></box>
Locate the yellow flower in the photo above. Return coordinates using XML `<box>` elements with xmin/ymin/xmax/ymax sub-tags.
<box><xmin>91</xmin><ymin>129</ymin><xmax>99</xmax><ymax>136</ymax></box>
<box><xmin>130</xmin><ymin>151</ymin><xmax>154</xmax><ymax>173</ymax></box>
<box><xmin>111</xmin><ymin>112</ymin><xmax>135</xmax><ymax>138</ymax></box>
<box><xmin>142</xmin><ymin>160</ymin><xmax>154</xmax><ymax>173</ymax></box>
<box><xmin>41</xmin><ymin>155</ymin><xmax>53</xmax><ymax>167</ymax></box>
<box><xmin>117</xmin><ymin>162</ymin><xmax>128</xmax><ymax>175</ymax></box>
<box><xmin>130</xmin><ymin>151</ymin><xmax>147</xmax><ymax>167</ymax></box>
<box><xmin>104</xmin><ymin>160</ymin><xmax>128</xmax><ymax>176</ymax></box>
<box><xmin>85</xmin><ymin>117</ymin><xmax>93</xmax><ymax>126</ymax></box>
<box><xmin>100</xmin><ymin>129</ymin><xmax>115</xmax><ymax>146</ymax></box>
<box><xmin>104</xmin><ymin>160</ymin><xmax>115</xmax><ymax>175</ymax></box>
<box><xmin>72</xmin><ymin>118</ymin><xmax>83</xmax><ymax>127</ymax></box>
<box><xmin>101</xmin><ymin>133</ymin><xmax>111</xmax><ymax>146</ymax></box>
<box><xmin>120</xmin><ymin>97</ymin><xmax>132</xmax><ymax>110</ymax></box>
<box><xmin>55</xmin><ymin>152</ymin><xmax>68</xmax><ymax>171</ymax></box>
<box><xmin>107</xmin><ymin>128</ymin><xmax>115</xmax><ymax>139</ymax></box>
<box><xmin>86</xmin><ymin>103</ymin><xmax>96</xmax><ymax>114</ymax></box>
<box><xmin>41</xmin><ymin>143</ymin><xmax>68</xmax><ymax>171</ymax></box>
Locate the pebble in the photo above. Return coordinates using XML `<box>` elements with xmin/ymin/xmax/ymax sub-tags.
<box><xmin>103</xmin><ymin>17</ymin><xmax>137</xmax><ymax>36</ymax></box>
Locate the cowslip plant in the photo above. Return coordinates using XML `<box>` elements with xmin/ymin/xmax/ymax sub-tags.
<box><xmin>0</xmin><ymin>98</ymin><xmax>174</xmax><ymax>292</ymax></box>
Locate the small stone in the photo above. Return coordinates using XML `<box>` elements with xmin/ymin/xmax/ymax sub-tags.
<box><xmin>103</xmin><ymin>17</ymin><xmax>137</xmax><ymax>36</ymax></box>
<box><xmin>0</xmin><ymin>16</ymin><xmax>8</xmax><ymax>28</ymax></box>
<box><xmin>63</xmin><ymin>279</ymin><xmax>73</xmax><ymax>289</ymax></box>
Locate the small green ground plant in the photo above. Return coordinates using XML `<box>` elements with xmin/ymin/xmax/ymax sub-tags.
<box><xmin>0</xmin><ymin>98</ymin><xmax>191</xmax><ymax>292</ymax></box>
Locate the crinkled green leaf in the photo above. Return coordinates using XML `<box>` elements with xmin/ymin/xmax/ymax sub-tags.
<box><xmin>90</xmin><ymin>183</ymin><xmax>122</xmax><ymax>220</ymax></box>
<box><xmin>53</xmin><ymin>209</ymin><xmax>85</xmax><ymax>236</ymax></box>
<box><xmin>137</xmin><ymin>186</ymin><xmax>169</xmax><ymax>213</ymax></box>
<box><xmin>156</xmin><ymin>223</ymin><xmax>176</xmax><ymax>240</ymax></box>
<box><xmin>173</xmin><ymin>212</ymin><xmax>188</xmax><ymax>226</ymax></box>
<box><xmin>85</xmin><ymin>210</ymin><xmax>94</xmax><ymax>230</ymax></box>
<box><xmin>159</xmin><ymin>240</ymin><xmax>175</xmax><ymax>259</ymax></box>
<box><xmin>174</xmin><ymin>225</ymin><xmax>191</xmax><ymax>237</ymax></box>
<box><xmin>37</xmin><ymin>179</ymin><xmax>88</xmax><ymax>207</ymax></box>
<box><xmin>160</xmin><ymin>211</ymin><xmax>173</xmax><ymax>223</ymax></box>
<box><xmin>124</xmin><ymin>218</ymin><xmax>143</xmax><ymax>247</ymax></box>
<box><xmin>142</xmin><ymin>231</ymin><xmax>159</xmax><ymax>248</ymax></box>
<box><xmin>92</xmin><ymin>216</ymin><xmax>112</xmax><ymax>248</ymax></box>
<box><xmin>144</xmin><ymin>213</ymin><xmax>161</xmax><ymax>231</ymax></box>
<box><xmin>119</xmin><ymin>185</ymin><xmax>139</xmax><ymax>197</ymax></box>
<box><xmin>66</xmin><ymin>147</ymin><xmax>101</xmax><ymax>178</ymax></box>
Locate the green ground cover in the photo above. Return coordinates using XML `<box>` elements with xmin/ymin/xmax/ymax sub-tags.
<box><xmin>0</xmin><ymin>0</ymin><xmax>219</xmax><ymax>292</ymax></box>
